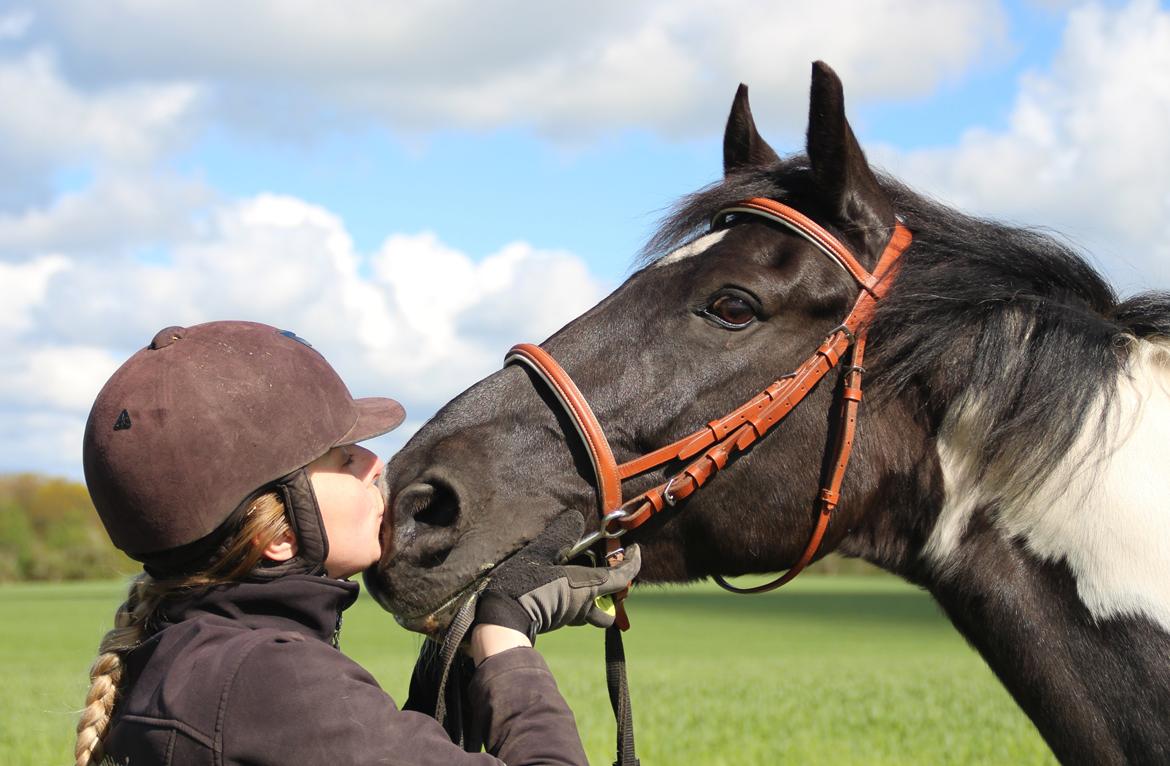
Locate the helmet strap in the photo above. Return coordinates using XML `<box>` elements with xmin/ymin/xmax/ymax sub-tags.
<box><xmin>250</xmin><ymin>467</ymin><xmax>330</xmax><ymax>580</ymax></box>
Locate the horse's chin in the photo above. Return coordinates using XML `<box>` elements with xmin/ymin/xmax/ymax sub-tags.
<box><xmin>388</xmin><ymin>573</ymin><xmax>492</xmax><ymax>635</ymax></box>
<box><xmin>368</xmin><ymin>540</ymin><xmax>529</xmax><ymax>635</ymax></box>
<box><xmin>369</xmin><ymin>506</ymin><xmax>555</xmax><ymax>633</ymax></box>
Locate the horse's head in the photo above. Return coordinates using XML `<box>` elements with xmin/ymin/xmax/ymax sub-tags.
<box><xmin>367</xmin><ymin>62</ymin><xmax>932</xmax><ymax>633</ymax></box>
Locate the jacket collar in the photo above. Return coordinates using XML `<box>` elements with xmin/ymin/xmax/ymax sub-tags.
<box><xmin>156</xmin><ymin>575</ymin><xmax>361</xmax><ymax>644</ymax></box>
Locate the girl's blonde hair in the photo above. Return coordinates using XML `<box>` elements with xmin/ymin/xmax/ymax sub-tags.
<box><xmin>74</xmin><ymin>491</ymin><xmax>294</xmax><ymax>766</ymax></box>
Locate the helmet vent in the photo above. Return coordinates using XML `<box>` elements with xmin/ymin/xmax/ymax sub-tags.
<box><xmin>278</xmin><ymin>329</ymin><xmax>314</xmax><ymax>348</ymax></box>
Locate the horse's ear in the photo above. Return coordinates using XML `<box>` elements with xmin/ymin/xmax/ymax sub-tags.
<box><xmin>724</xmin><ymin>84</ymin><xmax>780</xmax><ymax>175</ymax></box>
<box><xmin>806</xmin><ymin>61</ymin><xmax>894</xmax><ymax>256</ymax></box>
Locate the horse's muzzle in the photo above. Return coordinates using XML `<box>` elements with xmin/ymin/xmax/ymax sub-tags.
<box><xmin>365</xmin><ymin>474</ymin><xmax>508</xmax><ymax>634</ymax></box>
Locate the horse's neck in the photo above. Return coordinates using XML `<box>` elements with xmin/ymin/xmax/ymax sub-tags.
<box><xmin>922</xmin><ymin>532</ymin><xmax>1170</xmax><ymax>765</ymax></box>
<box><xmin>841</xmin><ymin>352</ymin><xmax>1170</xmax><ymax>763</ymax></box>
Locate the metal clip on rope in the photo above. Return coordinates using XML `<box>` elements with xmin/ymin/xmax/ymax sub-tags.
<box><xmin>563</xmin><ymin>508</ymin><xmax>630</xmax><ymax>562</ymax></box>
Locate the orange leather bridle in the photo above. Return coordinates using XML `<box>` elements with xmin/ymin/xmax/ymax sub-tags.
<box><xmin>506</xmin><ymin>197</ymin><xmax>912</xmax><ymax>614</ymax></box>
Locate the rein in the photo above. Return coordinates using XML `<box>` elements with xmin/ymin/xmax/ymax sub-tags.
<box><xmin>507</xmin><ymin>197</ymin><xmax>911</xmax><ymax>593</ymax></box>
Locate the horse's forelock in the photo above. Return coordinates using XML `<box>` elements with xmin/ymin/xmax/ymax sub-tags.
<box><xmin>637</xmin><ymin>162</ymin><xmax>810</xmax><ymax>267</ymax></box>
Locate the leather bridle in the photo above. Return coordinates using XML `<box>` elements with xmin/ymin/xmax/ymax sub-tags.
<box><xmin>506</xmin><ymin>197</ymin><xmax>912</xmax><ymax>617</ymax></box>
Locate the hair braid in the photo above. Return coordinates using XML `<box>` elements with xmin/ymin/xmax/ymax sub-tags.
<box><xmin>74</xmin><ymin>574</ymin><xmax>156</xmax><ymax>766</ymax></box>
<box><xmin>74</xmin><ymin>491</ymin><xmax>292</xmax><ymax>765</ymax></box>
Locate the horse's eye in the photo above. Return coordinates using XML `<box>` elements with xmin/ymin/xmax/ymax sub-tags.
<box><xmin>704</xmin><ymin>293</ymin><xmax>757</xmax><ymax>329</ymax></box>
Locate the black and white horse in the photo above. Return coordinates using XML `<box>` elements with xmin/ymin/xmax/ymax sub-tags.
<box><xmin>367</xmin><ymin>62</ymin><xmax>1170</xmax><ymax>764</ymax></box>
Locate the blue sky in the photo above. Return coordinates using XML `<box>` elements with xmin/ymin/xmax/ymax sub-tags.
<box><xmin>2</xmin><ymin>0</ymin><xmax>1168</xmax><ymax>478</ymax></box>
<box><xmin>163</xmin><ymin>1</ymin><xmax>1068</xmax><ymax>278</ymax></box>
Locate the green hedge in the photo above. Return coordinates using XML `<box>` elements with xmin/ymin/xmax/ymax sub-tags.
<box><xmin>0</xmin><ymin>472</ymin><xmax>881</xmax><ymax>582</ymax></box>
<box><xmin>0</xmin><ymin>474</ymin><xmax>136</xmax><ymax>582</ymax></box>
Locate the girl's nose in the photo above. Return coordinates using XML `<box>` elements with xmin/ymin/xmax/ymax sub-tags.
<box><xmin>352</xmin><ymin>445</ymin><xmax>384</xmax><ymax>482</ymax></box>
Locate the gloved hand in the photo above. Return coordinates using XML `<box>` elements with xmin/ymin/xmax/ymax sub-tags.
<box><xmin>475</xmin><ymin>510</ymin><xmax>641</xmax><ymax>643</ymax></box>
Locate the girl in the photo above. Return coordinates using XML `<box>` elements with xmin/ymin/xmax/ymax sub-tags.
<box><xmin>75</xmin><ymin>320</ymin><xmax>638</xmax><ymax>765</ymax></box>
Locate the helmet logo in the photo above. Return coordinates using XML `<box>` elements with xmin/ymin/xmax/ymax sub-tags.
<box><xmin>114</xmin><ymin>409</ymin><xmax>132</xmax><ymax>431</ymax></box>
<box><xmin>278</xmin><ymin>329</ymin><xmax>314</xmax><ymax>348</ymax></box>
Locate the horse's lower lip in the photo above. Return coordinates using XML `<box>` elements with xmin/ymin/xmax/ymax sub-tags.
<box><xmin>380</xmin><ymin>535</ymin><xmax>536</xmax><ymax>632</ymax></box>
<box><xmin>391</xmin><ymin>572</ymin><xmax>492</xmax><ymax>634</ymax></box>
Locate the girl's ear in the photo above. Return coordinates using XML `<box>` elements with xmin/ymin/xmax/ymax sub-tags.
<box><xmin>261</xmin><ymin>529</ymin><xmax>298</xmax><ymax>562</ymax></box>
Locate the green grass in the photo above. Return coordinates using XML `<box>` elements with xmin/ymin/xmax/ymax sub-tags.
<box><xmin>1</xmin><ymin>576</ymin><xmax>1055</xmax><ymax>765</ymax></box>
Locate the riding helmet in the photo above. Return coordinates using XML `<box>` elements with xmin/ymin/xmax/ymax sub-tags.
<box><xmin>83</xmin><ymin>321</ymin><xmax>405</xmax><ymax>577</ymax></box>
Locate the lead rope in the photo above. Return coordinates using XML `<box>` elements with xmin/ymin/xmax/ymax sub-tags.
<box><xmin>433</xmin><ymin>581</ymin><xmax>488</xmax><ymax>749</ymax></box>
<box><xmin>435</xmin><ymin>575</ymin><xmax>637</xmax><ymax>762</ymax></box>
<box><xmin>605</xmin><ymin>624</ymin><xmax>639</xmax><ymax>766</ymax></box>
<box><xmin>600</xmin><ymin>543</ymin><xmax>639</xmax><ymax>766</ymax></box>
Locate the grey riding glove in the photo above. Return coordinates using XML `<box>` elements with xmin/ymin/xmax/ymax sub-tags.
<box><xmin>475</xmin><ymin>510</ymin><xmax>641</xmax><ymax>642</ymax></box>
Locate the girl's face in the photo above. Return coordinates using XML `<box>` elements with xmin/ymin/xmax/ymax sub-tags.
<box><xmin>307</xmin><ymin>444</ymin><xmax>385</xmax><ymax>579</ymax></box>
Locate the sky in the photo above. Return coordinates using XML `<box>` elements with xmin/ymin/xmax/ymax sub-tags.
<box><xmin>2</xmin><ymin>0</ymin><xmax>1168</xmax><ymax>479</ymax></box>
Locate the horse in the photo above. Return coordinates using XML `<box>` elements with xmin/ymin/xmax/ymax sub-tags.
<box><xmin>366</xmin><ymin>61</ymin><xmax>1170</xmax><ymax>764</ymax></box>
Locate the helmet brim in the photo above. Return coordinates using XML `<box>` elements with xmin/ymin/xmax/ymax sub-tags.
<box><xmin>335</xmin><ymin>397</ymin><xmax>407</xmax><ymax>446</ymax></box>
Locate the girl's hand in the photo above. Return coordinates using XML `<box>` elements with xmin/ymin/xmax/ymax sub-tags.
<box><xmin>474</xmin><ymin>511</ymin><xmax>642</xmax><ymax>643</ymax></box>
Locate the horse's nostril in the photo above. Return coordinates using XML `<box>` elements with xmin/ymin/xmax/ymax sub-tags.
<box><xmin>393</xmin><ymin>479</ymin><xmax>461</xmax><ymax>570</ymax></box>
<box><xmin>418</xmin><ymin>480</ymin><xmax>460</xmax><ymax>528</ymax></box>
<box><xmin>395</xmin><ymin>479</ymin><xmax>461</xmax><ymax>529</ymax></box>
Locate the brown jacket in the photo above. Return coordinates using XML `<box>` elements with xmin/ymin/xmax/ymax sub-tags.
<box><xmin>102</xmin><ymin>575</ymin><xmax>588</xmax><ymax>765</ymax></box>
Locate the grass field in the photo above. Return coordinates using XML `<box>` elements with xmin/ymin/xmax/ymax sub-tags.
<box><xmin>1</xmin><ymin>575</ymin><xmax>1056</xmax><ymax>765</ymax></box>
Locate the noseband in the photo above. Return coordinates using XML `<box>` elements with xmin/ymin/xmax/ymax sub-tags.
<box><xmin>506</xmin><ymin>197</ymin><xmax>912</xmax><ymax>609</ymax></box>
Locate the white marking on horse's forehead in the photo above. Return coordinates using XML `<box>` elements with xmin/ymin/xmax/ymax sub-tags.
<box><xmin>654</xmin><ymin>229</ymin><xmax>728</xmax><ymax>268</ymax></box>
<box><xmin>927</xmin><ymin>337</ymin><xmax>1170</xmax><ymax>634</ymax></box>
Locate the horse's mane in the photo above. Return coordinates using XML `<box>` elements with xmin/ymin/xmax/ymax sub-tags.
<box><xmin>641</xmin><ymin>156</ymin><xmax>1170</xmax><ymax>506</ymax></box>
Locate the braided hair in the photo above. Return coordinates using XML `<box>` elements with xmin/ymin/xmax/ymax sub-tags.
<box><xmin>74</xmin><ymin>491</ymin><xmax>293</xmax><ymax>766</ymax></box>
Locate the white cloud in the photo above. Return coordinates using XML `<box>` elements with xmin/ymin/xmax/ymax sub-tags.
<box><xmin>32</xmin><ymin>0</ymin><xmax>1004</xmax><ymax>140</ymax></box>
<box><xmin>0</xmin><ymin>9</ymin><xmax>33</xmax><ymax>40</ymax></box>
<box><xmin>0</xmin><ymin>409</ymin><xmax>92</xmax><ymax>478</ymax></box>
<box><xmin>0</xmin><ymin>48</ymin><xmax>199</xmax><ymax>166</ymax></box>
<box><xmin>0</xmin><ymin>172</ymin><xmax>211</xmax><ymax>259</ymax></box>
<box><xmin>0</xmin><ymin>344</ymin><xmax>120</xmax><ymax>412</ymax></box>
<box><xmin>370</xmin><ymin>233</ymin><xmax>607</xmax><ymax>395</ymax></box>
<box><xmin>0</xmin><ymin>254</ymin><xmax>69</xmax><ymax>336</ymax></box>
<box><xmin>0</xmin><ymin>45</ymin><xmax>202</xmax><ymax>210</ymax></box>
<box><xmin>883</xmin><ymin>0</ymin><xmax>1170</xmax><ymax>289</ymax></box>
<box><xmin>4</xmin><ymin>194</ymin><xmax>609</xmax><ymax>474</ymax></box>
<box><xmin>6</xmin><ymin>0</ymin><xmax>1167</xmax><ymax>485</ymax></box>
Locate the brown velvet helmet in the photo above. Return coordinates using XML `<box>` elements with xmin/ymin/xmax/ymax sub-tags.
<box><xmin>83</xmin><ymin>321</ymin><xmax>405</xmax><ymax>577</ymax></box>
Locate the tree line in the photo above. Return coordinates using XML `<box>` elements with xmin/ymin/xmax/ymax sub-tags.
<box><xmin>0</xmin><ymin>473</ymin><xmax>136</xmax><ymax>581</ymax></box>
<box><xmin>0</xmin><ymin>472</ymin><xmax>883</xmax><ymax>582</ymax></box>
